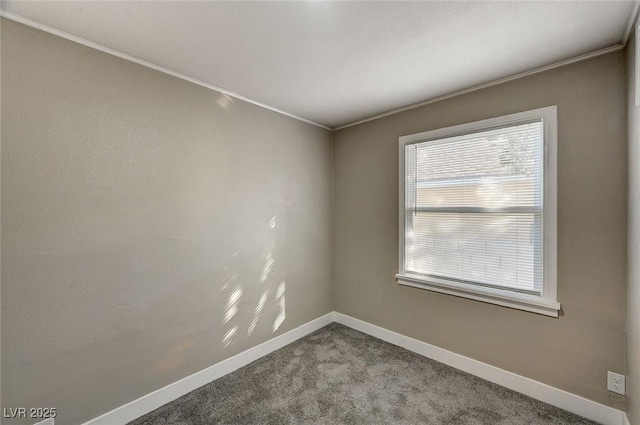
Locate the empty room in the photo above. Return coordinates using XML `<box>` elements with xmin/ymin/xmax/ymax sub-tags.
<box><xmin>2</xmin><ymin>1</ymin><xmax>639</xmax><ymax>424</ymax></box>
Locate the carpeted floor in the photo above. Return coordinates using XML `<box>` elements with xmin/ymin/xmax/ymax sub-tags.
<box><xmin>129</xmin><ymin>323</ymin><xmax>598</xmax><ymax>425</ymax></box>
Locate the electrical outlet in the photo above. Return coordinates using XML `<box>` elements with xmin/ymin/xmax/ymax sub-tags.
<box><xmin>607</xmin><ymin>371</ymin><xmax>626</xmax><ymax>395</ymax></box>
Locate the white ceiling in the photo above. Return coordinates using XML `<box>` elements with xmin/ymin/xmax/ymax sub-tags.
<box><xmin>1</xmin><ymin>1</ymin><xmax>636</xmax><ymax>129</ymax></box>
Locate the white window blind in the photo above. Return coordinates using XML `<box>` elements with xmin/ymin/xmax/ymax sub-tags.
<box><xmin>398</xmin><ymin>106</ymin><xmax>559</xmax><ymax>316</ymax></box>
<box><xmin>404</xmin><ymin>120</ymin><xmax>544</xmax><ymax>294</ymax></box>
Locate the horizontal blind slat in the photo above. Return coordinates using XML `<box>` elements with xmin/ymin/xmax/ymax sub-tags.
<box><xmin>405</xmin><ymin>120</ymin><xmax>543</xmax><ymax>293</ymax></box>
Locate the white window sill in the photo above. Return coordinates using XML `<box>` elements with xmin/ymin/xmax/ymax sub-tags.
<box><xmin>395</xmin><ymin>273</ymin><xmax>561</xmax><ymax>317</ymax></box>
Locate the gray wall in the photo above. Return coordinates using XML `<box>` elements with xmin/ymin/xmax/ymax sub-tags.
<box><xmin>333</xmin><ymin>51</ymin><xmax>627</xmax><ymax>408</ymax></box>
<box><xmin>1</xmin><ymin>20</ymin><xmax>332</xmax><ymax>424</ymax></box>
<box><xmin>627</xmin><ymin>28</ymin><xmax>640</xmax><ymax>425</ymax></box>
<box><xmin>1</xmin><ymin>13</ymin><xmax>632</xmax><ymax>424</ymax></box>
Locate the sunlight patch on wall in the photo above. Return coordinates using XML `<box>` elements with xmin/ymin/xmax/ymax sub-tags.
<box><xmin>273</xmin><ymin>281</ymin><xmax>286</xmax><ymax>332</ymax></box>
<box><xmin>223</xmin><ymin>325</ymin><xmax>238</xmax><ymax>348</ymax></box>
<box><xmin>224</xmin><ymin>286</ymin><xmax>243</xmax><ymax>324</ymax></box>
<box><xmin>221</xmin><ymin>213</ymin><xmax>288</xmax><ymax>342</ymax></box>
<box><xmin>216</xmin><ymin>93</ymin><xmax>235</xmax><ymax>109</ymax></box>
<box><xmin>221</xmin><ymin>271</ymin><xmax>240</xmax><ymax>291</ymax></box>
<box><xmin>221</xmin><ymin>258</ymin><xmax>243</xmax><ymax>348</ymax></box>
<box><xmin>260</xmin><ymin>248</ymin><xmax>275</xmax><ymax>283</ymax></box>
<box><xmin>248</xmin><ymin>289</ymin><xmax>269</xmax><ymax>335</ymax></box>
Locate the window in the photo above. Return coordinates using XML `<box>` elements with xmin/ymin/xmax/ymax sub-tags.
<box><xmin>396</xmin><ymin>106</ymin><xmax>559</xmax><ymax>316</ymax></box>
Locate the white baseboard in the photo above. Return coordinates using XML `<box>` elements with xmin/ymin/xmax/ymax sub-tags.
<box><xmin>83</xmin><ymin>311</ymin><xmax>626</xmax><ymax>425</ymax></box>
<box><xmin>83</xmin><ymin>312</ymin><xmax>335</xmax><ymax>425</ymax></box>
<box><xmin>334</xmin><ymin>312</ymin><xmax>626</xmax><ymax>425</ymax></box>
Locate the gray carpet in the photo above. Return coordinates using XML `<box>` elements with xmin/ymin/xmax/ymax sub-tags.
<box><xmin>129</xmin><ymin>323</ymin><xmax>598</xmax><ymax>425</ymax></box>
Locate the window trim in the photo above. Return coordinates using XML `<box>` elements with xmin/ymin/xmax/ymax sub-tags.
<box><xmin>396</xmin><ymin>106</ymin><xmax>559</xmax><ymax>317</ymax></box>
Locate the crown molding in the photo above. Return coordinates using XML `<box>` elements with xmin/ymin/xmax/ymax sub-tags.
<box><xmin>0</xmin><ymin>9</ymin><xmax>631</xmax><ymax>134</ymax></box>
<box><xmin>623</xmin><ymin>0</ymin><xmax>640</xmax><ymax>45</ymax></box>
<box><xmin>0</xmin><ymin>11</ymin><xmax>332</xmax><ymax>131</ymax></box>
<box><xmin>333</xmin><ymin>43</ymin><xmax>624</xmax><ymax>131</ymax></box>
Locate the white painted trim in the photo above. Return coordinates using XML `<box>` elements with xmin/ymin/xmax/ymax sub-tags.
<box><xmin>624</xmin><ymin>414</ymin><xmax>631</xmax><ymax>425</ymax></box>
<box><xmin>0</xmin><ymin>11</ymin><xmax>331</xmax><ymax>131</ymax></box>
<box><xmin>623</xmin><ymin>1</ymin><xmax>640</xmax><ymax>45</ymax></box>
<box><xmin>396</xmin><ymin>274</ymin><xmax>560</xmax><ymax>317</ymax></box>
<box><xmin>334</xmin><ymin>313</ymin><xmax>626</xmax><ymax>425</ymax></box>
<box><xmin>0</xmin><ymin>9</ymin><xmax>628</xmax><ymax>133</ymax></box>
<box><xmin>81</xmin><ymin>311</ymin><xmax>625</xmax><ymax>425</ymax></box>
<box><xmin>397</xmin><ymin>106</ymin><xmax>559</xmax><ymax>317</ymax></box>
<box><xmin>33</xmin><ymin>419</ymin><xmax>54</xmax><ymax>425</ymax></box>
<box><xmin>334</xmin><ymin>44</ymin><xmax>623</xmax><ymax>131</ymax></box>
<box><xmin>82</xmin><ymin>312</ymin><xmax>335</xmax><ymax>425</ymax></box>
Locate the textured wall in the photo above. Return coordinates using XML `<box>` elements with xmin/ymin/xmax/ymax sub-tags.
<box><xmin>627</xmin><ymin>29</ymin><xmax>640</xmax><ymax>425</ymax></box>
<box><xmin>333</xmin><ymin>51</ymin><xmax>627</xmax><ymax>408</ymax></box>
<box><xmin>1</xmin><ymin>19</ymin><xmax>332</xmax><ymax>424</ymax></box>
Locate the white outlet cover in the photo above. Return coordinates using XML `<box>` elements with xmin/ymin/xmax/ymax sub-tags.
<box><xmin>607</xmin><ymin>371</ymin><xmax>626</xmax><ymax>395</ymax></box>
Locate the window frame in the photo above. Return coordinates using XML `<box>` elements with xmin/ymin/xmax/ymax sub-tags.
<box><xmin>396</xmin><ymin>106</ymin><xmax>559</xmax><ymax>317</ymax></box>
